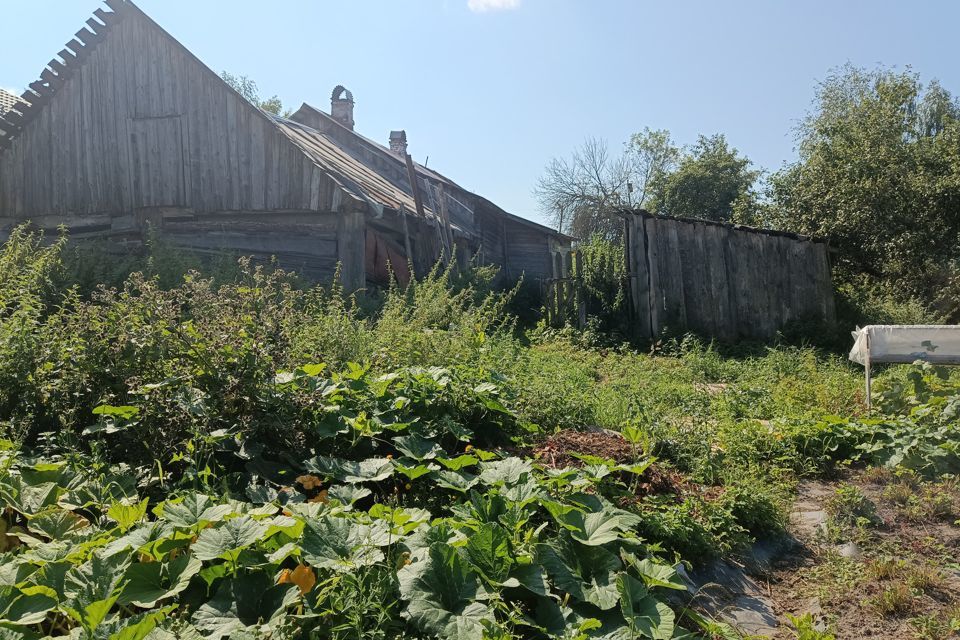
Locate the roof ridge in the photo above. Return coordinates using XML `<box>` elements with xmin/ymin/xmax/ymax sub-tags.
<box><xmin>0</xmin><ymin>0</ymin><xmax>132</xmax><ymax>152</ymax></box>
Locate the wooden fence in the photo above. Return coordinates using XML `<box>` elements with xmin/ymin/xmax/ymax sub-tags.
<box><xmin>623</xmin><ymin>211</ymin><xmax>835</xmax><ymax>340</ymax></box>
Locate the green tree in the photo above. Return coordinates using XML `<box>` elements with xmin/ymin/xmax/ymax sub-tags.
<box><xmin>768</xmin><ymin>64</ymin><xmax>960</xmax><ymax>294</ymax></box>
<box><xmin>220</xmin><ymin>71</ymin><xmax>287</xmax><ymax>117</ymax></box>
<box><xmin>626</xmin><ymin>128</ymin><xmax>681</xmax><ymax>208</ymax></box>
<box><xmin>648</xmin><ymin>134</ymin><xmax>759</xmax><ymax>222</ymax></box>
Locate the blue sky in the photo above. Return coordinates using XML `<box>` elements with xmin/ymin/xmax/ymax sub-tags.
<box><xmin>3</xmin><ymin>0</ymin><xmax>958</xmax><ymax>226</ymax></box>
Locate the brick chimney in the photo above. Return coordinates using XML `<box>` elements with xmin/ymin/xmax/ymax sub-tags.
<box><xmin>389</xmin><ymin>130</ymin><xmax>407</xmax><ymax>156</ymax></box>
<box><xmin>330</xmin><ymin>85</ymin><xmax>354</xmax><ymax>130</ymax></box>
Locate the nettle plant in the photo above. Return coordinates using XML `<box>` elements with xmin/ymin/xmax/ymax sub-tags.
<box><xmin>0</xmin><ymin>363</ymin><xmax>707</xmax><ymax>640</ymax></box>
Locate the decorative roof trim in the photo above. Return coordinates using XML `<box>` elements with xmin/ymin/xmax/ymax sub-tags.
<box><xmin>0</xmin><ymin>0</ymin><xmax>131</xmax><ymax>152</ymax></box>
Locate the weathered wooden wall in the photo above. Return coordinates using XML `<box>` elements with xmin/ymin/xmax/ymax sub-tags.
<box><xmin>625</xmin><ymin>212</ymin><xmax>835</xmax><ymax>340</ymax></box>
<box><xmin>0</xmin><ymin>4</ymin><xmax>367</xmax><ymax>290</ymax></box>
<box><xmin>0</xmin><ymin>9</ymin><xmax>346</xmax><ymax>220</ymax></box>
<box><xmin>474</xmin><ymin>199</ymin><xmax>561</xmax><ymax>281</ymax></box>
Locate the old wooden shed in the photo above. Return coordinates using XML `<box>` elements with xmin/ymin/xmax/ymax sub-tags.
<box><xmin>0</xmin><ymin>0</ymin><xmax>572</xmax><ymax>290</ymax></box>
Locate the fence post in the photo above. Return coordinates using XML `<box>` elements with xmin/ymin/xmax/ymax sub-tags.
<box><xmin>574</xmin><ymin>250</ymin><xmax>586</xmax><ymax>329</ymax></box>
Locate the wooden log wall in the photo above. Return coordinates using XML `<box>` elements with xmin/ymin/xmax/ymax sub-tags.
<box><xmin>625</xmin><ymin>212</ymin><xmax>835</xmax><ymax>340</ymax></box>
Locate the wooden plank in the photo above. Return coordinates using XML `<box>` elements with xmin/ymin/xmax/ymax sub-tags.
<box><xmin>86</xmin><ymin>17</ymin><xmax>109</xmax><ymax>35</ymax></box>
<box><xmin>628</xmin><ymin>214</ymin><xmax>651</xmax><ymax>337</ymax></box>
<box><xmin>48</xmin><ymin>58</ymin><xmax>69</xmax><ymax>77</ymax></box>
<box><xmin>0</xmin><ymin>119</ymin><xmax>21</xmax><ymax>135</ymax></box>
<box><xmin>705</xmin><ymin>224</ymin><xmax>734</xmax><ymax>340</ymax></box>
<box><xmin>57</xmin><ymin>49</ymin><xmax>78</xmax><ymax>64</ymax></box>
<box><xmin>400</xmin><ymin>206</ymin><xmax>413</xmax><ymax>267</ymax></box>
<box><xmin>436</xmin><ymin>183</ymin><xmax>454</xmax><ymax>262</ymax></box>
<box><xmin>94</xmin><ymin>8</ymin><xmax>119</xmax><ymax>25</ymax></box>
<box><xmin>74</xmin><ymin>27</ymin><xmax>102</xmax><ymax>47</ymax></box>
<box><xmin>404</xmin><ymin>153</ymin><xmax>426</xmax><ymax>219</ymax></box>
<box><xmin>64</xmin><ymin>39</ymin><xmax>86</xmax><ymax>56</ymax></box>
<box><xmin>336</xmin><ymin>207</ymin><xmax>366</xmax><ymax>292</ymax></box>
<box><xmin>661</xmin><ymin>220</ymin><xmax>687</xmax><ymax>332</ymax></box>
<box><xmin>644</xmin><ymin>216</ymin><xmax>662</xmax><ymax>335</ymax></box>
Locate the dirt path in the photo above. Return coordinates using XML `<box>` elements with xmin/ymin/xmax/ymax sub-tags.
<box><xmin>689</xmin><ymin>471</ymin><xmax>960</xmax><ymax>639</ymax></box>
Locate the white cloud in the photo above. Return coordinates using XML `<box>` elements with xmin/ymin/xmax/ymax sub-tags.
<box><xmin>467</xmin><ymin>0</ymin><xmax>520</xmax><ymax>13</ymax></box>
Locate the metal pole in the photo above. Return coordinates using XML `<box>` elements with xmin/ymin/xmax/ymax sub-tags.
<box><xmin>864</xmin><ymin>330</ymin><xmax>872</xmax><ymax>414</ymax></box>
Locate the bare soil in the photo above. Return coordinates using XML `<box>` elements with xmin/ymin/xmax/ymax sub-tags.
<box><xmin>744</xmin><ymin>470</ymin><xmax>960</xmax><ymax>639</ymax></box>
<box><xmin>531</xmin><ymin>428</ymin><xmax>690</xmax><ymax>498</ymax></box>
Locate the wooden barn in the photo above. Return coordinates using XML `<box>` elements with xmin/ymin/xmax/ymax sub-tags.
<box><xmin>0</xmin><ymin>0</ymin><xmax>572</xmax><ymax>291</ymax></box>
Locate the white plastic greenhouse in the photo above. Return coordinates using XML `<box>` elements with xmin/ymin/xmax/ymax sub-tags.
<box><xmin>849</xmin><ymin>325</ymin><xmax>960</xmax><ymax>410</ymax></box>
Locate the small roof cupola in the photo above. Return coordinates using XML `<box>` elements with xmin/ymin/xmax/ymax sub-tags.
<box><xmin>389</xmin><ymin>130</ymin><xmax>407</xmax><ymax>156</ymax></box>
<box><xmin>330</xmin><ymin>85</ymin><xmax>354</xmax><ymax>130</ymax></box>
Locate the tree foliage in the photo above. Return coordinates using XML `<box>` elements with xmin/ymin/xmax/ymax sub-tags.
<box><xmin>627</xmin><ymin>128</ymin><xmax>681</xmax><ymax>208</ymax></box>
<box><xmin>648</xmin><ymin>134</ymin><xmax>759</xmax><ymax>223</ymax></box>
<box><xmin>536</xmin><ymin>131</ymin><xmax>758</xmax><ymax>237</ymax></box>
<box><xmin>768</xmin><ymin>64</ymin><xmax>960</xmax><ymax>294</ymax></box>
<box><xmin>220</xmin><ymin>71</ymin><xmax>287</xmax><ymax>116</ymax></box>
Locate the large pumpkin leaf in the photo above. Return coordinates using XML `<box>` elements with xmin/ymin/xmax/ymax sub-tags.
<box><xmin>0</xmin><ymin>557</ymin><xmax>37</xmax><ymax>588</ymax></box>
<box><xmin>57</xmin><ymin>474</ymin><xmax>138</xmax><ymax>513</ymax></box>
<box><xmin>478</xmin><ymin>458</ymin><xmax>533</xmax><ymax>487</ymax></box>
<box><xmin>397</xmin><ymin>542</ymin><xmax>492</xmax><ymax>640</ymax></box>
<box><xmin>192</xmin><ymin>517</ymin><xmax>268</xmax><ymax>562</ymax></box>
<box><xmin>62</xmin><ymin>553</ymin><xmax>131</xmax><ymax>633</ymax></box>
<box><xmin>107</xmin><ymin>499</ymin><xmax>150</xmax><ymax>532</ymax></box>
<box><xmin>549</xmin><ymin>506</ymin><xmax>642</xmax><ymax>546</ymax></box>
<box><xmin>27</xmin><ymin>508</ymin><xmax>89</xmax><ymax>540</ymax></box>
<box><xmin>464</xmin><ymin>523</ymin><xmax>513</xmax><ymax>585</ymax></box>
<box><xmin>621</xmin><ymin>551</ymin><xmax>687</xmax><ymax>591</ymax></box>
<box><xmin>119</xmin><ymin>554</ymin><xmax>202</xmax><ymax>608</ymax></box>
<box><xmin>103</xmin><ymin>522</ymin><xmax>175</xmax><ymax>559</ymax></box>
<box><xmin>510</xmin><ymin>564</ymin><xmax>550</xmax><ymax>597</ymax></box>
<box><xmin>534</xmin><ymin>597</ymin><xmax>603</xmax><ymax>639</ymax></box>
<box><xmin>537</xmin><ymin>535</ymin><xmax>621</xmax><ymax>610</ymax></box>
<box><xmin>192</xmin><ymin>572</ymin><xmax>298</xmax><ymax>640</ymax></box>
<box><xmin>159</xmin><ymin>495</ymin><xmax>233</xmax><ymax>530</ymax></box>
<box><xmin>437</xmin><ymin>455</ymin><xmax>479</xmax><ymax>471</ymax></box>
<box><xmin>0</xmin><ymin>586</ymin><xmax>56</xmax><ymax>626</ymax></box>
<box><xmin>326</xmin><ymin>485</ymin><xmax>371</xmax><ymax>508</ymax></box>
<box><xmin>393</xmin><ymin>435</ymin><xmax>443</xmax><ymax>461</ymax></box>
<box><xmin>434</xmin><ymin>470</ymin><xmax>479</xmax><ymax>493</ymax></box>
<box><xmin>299</xmin><ymin>515</ymin><xmax>384</xmax><ymax>571</ymax></box>
<box><xmin>0</xmin><ymin>478</ymin><xmax>59</xmax><ymax>516</ymax></box>
<box><xmin>393</xmin><ymin>462</ymin><xmax>436</xmax><ymax>481</ymax></box>
<box><xmin>89</xmin><ymin>605</ymin><xmax>175</xmax><ymax>640</ymax></box>
<box><xmin>305</xmin><ymin>456</ymin><xmax>394</xmax><ymax>484</ymax></box>
<box><xmin>617</xmin><ymin>574</ymin><xmax>675</xmax><ymax>639</ymax></box>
